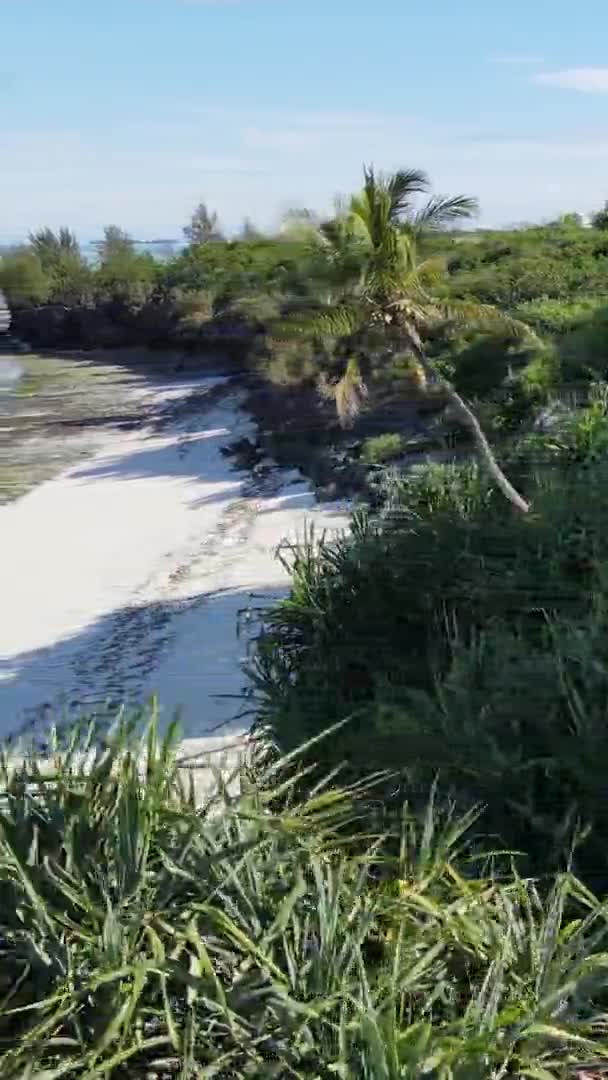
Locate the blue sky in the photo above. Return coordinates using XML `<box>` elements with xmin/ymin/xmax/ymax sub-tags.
<box><xmin>3</xmin><ymin>0</ymin><xmax>608</xmax><ymax>240</ymax></box>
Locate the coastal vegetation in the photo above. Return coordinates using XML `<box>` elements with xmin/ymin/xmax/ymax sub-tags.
<box><xmin>5</xmin><ymin>168</ymin><xmax>608</xmax><ymax>1074</ymax></box>
<box><xmin>3</xmin><ymin>172</ymin><xmax>608</xmax><ymax>499</ymax></box>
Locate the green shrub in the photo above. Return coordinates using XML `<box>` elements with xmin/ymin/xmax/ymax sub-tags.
<box><xmin>361</xmin><ymin>432</ymin><xmax>404</xmax><ymax>465</ymax></box>
<box><xmin>447</xmin><ymin>330</ymin><xmax>521</xmax><ymax>398</ymax></box>
<box><xmin>94</xmin><ymin>250</ymin><xmax>159</xmax><ymax>305</ymax></box>
<box><xmin>446</xmin><ymin>220</ymin><xmax>608</xmax><ymax>308</ymax></box>
<box><xmin>47</xmin><ymin>252</ymin><xmax>94</xmax><ymax>306</ymax></box>
<box><xmin>517</xmin><ymin>343</ymin><xmax>561</xmax><ymax>395</ymax></box>
<box><xmin>0</xmin><ymin>249</ymin><xmax>49</xmax><ymax>306</ymax></box>
<box><xmin>161</xmin><ymin>237</ymin><xmax>312</xmax><ymax>306</ymax></box>
<box><xmin>559</xmin><ymin>304</ymin><xmax>608</xmax><ymax>382</ymax></box>
<box><xmin>172</xmin><ymin>286</ymin><xmax>216</xmax><ymax>334</ymax></box>
<box><xmin>514</xmin><ymin>297</ymin><xmax>607</xmax><ymax>336</ymax></box>
<box><xmin>2</xmin><ymin>712</ymin><xmax>608</xmax><ymax>1077</ymax></box>
<box><xmin>251</xmin><ymin>394</ymin><xmax>608</xmax><ymax>884</ymax></box>
<box><xmin>392</xmin><ymin>610</ymin><xmax>608</xmax><ymax>888</ymax></box>
<box><xmin>0</xmin><ymin>712</ymin><xmax>375</xmax><ymax>1076</ymax></box>
<box><xmin>263</xmin><ymin>338</ymin><xmax>321</xmax><ymax>386</ymax></box>
<box><xmin>427</xmin><ymin>328</ymin><xmax>556</xmax><ymax>429</ymax></box>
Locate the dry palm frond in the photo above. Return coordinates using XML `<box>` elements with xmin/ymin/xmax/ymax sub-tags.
<box><xmin>334</xmin><ymin>357</ymin><xmax>369</xmax><ymax>427</ymax></box>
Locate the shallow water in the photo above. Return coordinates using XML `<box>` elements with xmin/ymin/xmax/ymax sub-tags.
<box><xmin>0</xmin><ymin>359</ymin><xmax>23</xmax><ymax>387</ymax></box>
<box><xmin>0</xmin><ymin>359</ymin><xmax>23</xmax><ymax>415</ymax></box>
<box><xmin>0</xmin><ymin>354</ymin><xmax>152</xmax><ymax>503</ymax></box>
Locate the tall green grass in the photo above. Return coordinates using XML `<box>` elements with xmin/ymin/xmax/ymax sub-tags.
<box><xmin>2</xmin><ymin>714</ymin><xmax>608</xmax><ymax>1076</ymax></box>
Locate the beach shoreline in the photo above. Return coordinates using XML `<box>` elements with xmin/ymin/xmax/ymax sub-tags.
<box><xmin>0</xmin><ymin>367</ymin><xmax>349</xmax><ymax>784</ymax></box>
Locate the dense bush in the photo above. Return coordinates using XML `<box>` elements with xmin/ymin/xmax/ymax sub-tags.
<box><xmin>251</xmin><ymin>394</ymin><xmax>608</xmax><ymax>884</ymax></box>
<box><xmin>514</xmin><ymin>297</ymin><xmax>607</xmax><ymax>336</ymax></box>
<box><xmin>445</xmin><ymin>221</ymin><xmax>608</xmax><ymax>307</ymax></box>
<box><xmin>2</xmin><ymin>714</ymin><xmax>608</xmax><ymax>1077</ymax></box>
<box><xmin>558</xmin><ymin>304</ymin><xmax>608</xmax><ymax>382</ymax></box>
<box><xmin>0</xmin><ymin>249</ymin><xmax>49</xmax><ymax>306</ymax></box>
<box><xmin>95</xmin><ymin>250</ymin><xmax>160</xmax><ymax>305</ymax></box>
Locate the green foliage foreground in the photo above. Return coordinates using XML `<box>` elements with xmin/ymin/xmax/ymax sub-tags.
<box><xmin>3</xmin><ymin>716</ymin><xmax>608</xmax><ymax>1077</ymax></box>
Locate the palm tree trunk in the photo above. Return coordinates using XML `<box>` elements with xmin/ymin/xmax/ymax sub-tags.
<box><xmin>408</xmin><ymin>331</ymin><xmax>530</xmax><ymax>513</ymax></box>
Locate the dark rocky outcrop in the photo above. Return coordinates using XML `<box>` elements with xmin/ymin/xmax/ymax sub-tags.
<box><xmin>11</xmin><ymin>302</ymin><xmax>262</xmax><ymax>361</ymax></box>
<box><xmin>12</xmin><ymin>305</ymin><xmax>75</xmax><ymax>348</ymax></box>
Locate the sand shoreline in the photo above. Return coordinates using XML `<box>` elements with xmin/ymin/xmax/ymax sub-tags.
<box><xmin>0</xmin><ymin>372</ymin><xmax>349</xmax><ymax>780</ymax></box>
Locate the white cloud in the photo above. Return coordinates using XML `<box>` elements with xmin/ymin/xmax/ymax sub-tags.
<box><xmin>181</xmin><ymin>104</ymin><xmax>407</xmax><ymax>131</ymax></box>
<box><xmin>534</xmin><ymin>67</ymin><xmax>608</xmax><ymax>92</ymax></box>
<box><xmin>3</xmin><ymin>108</ymin><xmax>608</xmax><ymax>238</ymax></box>
<box><xmin>239</xmin><ymin>108</ymin><xmax>399</xmax><ymax>154</ymax></box>
<box><xmin>488</xmin><ymin>54</ymin><xmax>544</xmax><ymax>65</ymax></box>
<box><xmin>242</xmin><ymin>127</ymin><xmax>320</xmax><ymax>152</ymax></box>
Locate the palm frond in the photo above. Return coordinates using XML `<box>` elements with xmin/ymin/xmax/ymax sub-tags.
<box><xmin>438</xmin><ymin>300</ymin><xmax>540</xmax><ymax>343</ymax></box>
<box><xmin>272</xmin><ymin>304</ymin><xmax>363</xmax><ymax>343</ymax></box>
<box><xmin>352</xmin><ymin>166</ymin><xmax>431</xmax><ymax>248</ymax></box>
<box><xmin>401</xmin><ymin>254</ymin><xmax>446</xmax><ymax>296</ymax></box>
<box><xmin>385</xmin><ymin>296</ymin><xmax>434</xmax><ymax>333</ymax></box>
<box><xmin>351</xmin><ymin>191</ymin><xmax>391</xmax><ymax>252</ymax></box>
<box><xmin>361</xmin><ymin>163</ymin><xmax>378</xmax><ymax>201</ymax></box>
<box><xmin>385</xmin><ymin>168</ymin><xmax>430</xmax><ymax>220</ymax></box>
<box><xmin>315</xmin><ymin>216</ymin><xmax>365</xmax><ymax>262</ymax></box>
<box><xmin>361</xmin><ymin>164</ymin><xmax>430</xmax><ymax>219</ymax></box>
<box><xmin>348</xmin><ymin>201</ymin><xmax>375</xmax><ymax>246</ymax></box>
<box><xmin>366</xmin><ymin>244</ymin><xmax>442</xmax><ymax>312</ymax></box>
<box><xmin>334</xmin><ymin>357</ymin><xmax>369</xmax><ymax>427</ymax></box>
<box><xmin>411</xmin><ymin>194</ymin><xmax>479</xmax><ymax>234</ymax></box>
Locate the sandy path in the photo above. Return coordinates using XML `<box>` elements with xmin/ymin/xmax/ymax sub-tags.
<box><xmin>0</xmin><ymin>376</ymin><xmax>349</xmax><ymax>764</ymax></box>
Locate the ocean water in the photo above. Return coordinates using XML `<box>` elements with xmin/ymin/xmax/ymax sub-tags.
<box><xmin>81</xmin><ymin>240</ymin><xmax>183</xmax><ymax>264</ymax></box>
<box><xmin>0</xmin><ymin>241</ymin><xmax>184</xmax><ymax>266</ymax></box>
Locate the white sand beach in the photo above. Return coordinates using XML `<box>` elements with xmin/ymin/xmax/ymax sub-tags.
<box><xmin>0</xmin><ymin>375</ymin><xmax>349</xmax><ymax>770</ymax></box>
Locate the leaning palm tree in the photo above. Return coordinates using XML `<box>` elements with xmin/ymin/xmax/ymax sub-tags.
<box><xmin>276</xmin><ymin>166</ymin><xmax>531</xmax><ymax>513</ymax></box>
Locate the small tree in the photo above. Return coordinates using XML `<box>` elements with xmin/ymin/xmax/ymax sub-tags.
<box><xmin>95</xmin><ymin>254</ymin><xmax>158</xmax><ymax>306</ymax></box>
<box><xmin>92</xmin><ymin>226</ymin><xmax>158</xmax><ymax>304</ymax></box>
<box><xmin>29</xmin><ymin>227</ymin><xmax>80</xmax><ymax>271</ymax></box>
<box><xmin>26</xmin><ymin>228</ymin><xmax>91</xmax><ymax>305</ymax></box>
<box><xmin>97</xmin><ymin>225</ymin><xmax>134</xmax><ymax>263</ymax></box>
<box><xmin>591</xmin><ymin>201</ymin><xmax>608</xmax><ymax>231</ymax></box>
<box><xmin>0</xmin><ymin>248</ymin><xmax>49</xmax><ymax>306</ymax></box>
<box><xmin>280</xmin><ymin>207</ymin><xmax>320</xmax><ymax>240</ymax></box>
<box><xmin>183</xmin><ymin>202</ymin><xmax>224</xmax><ymax>245</ymax></box>
<box><xmin>550</xmin><ymin>212</ymin><xmax>584</xmax><ymax>229</ymax></box>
